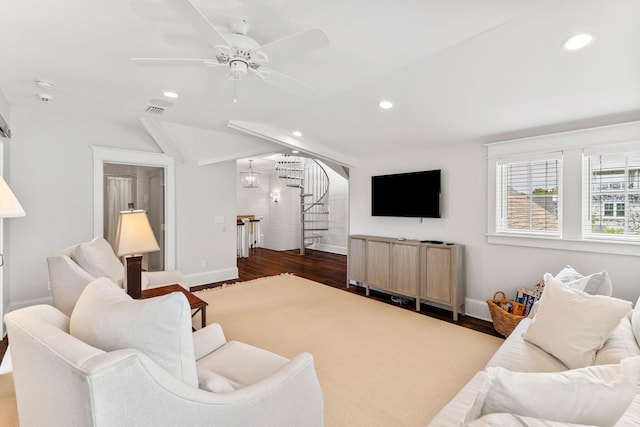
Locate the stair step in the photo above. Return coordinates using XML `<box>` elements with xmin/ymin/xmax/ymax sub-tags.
<box><xmin>304</xmin><ymin>227</ymin><xmax>329</xmax><ymax>231</ymax></box>
<box><xmin>278</xmin><ymin>175</ymin><xmax>302</xmax><ymax>180</ymax></box>
<box><xmin>303</xmin><ymin>220</ymin><xmax>328</xmax><ymax>223</ymax></box>
<box><xmin>276</xmin><ymin>167</ymin><xmax>304</xmax><ymax>172</ymax></box>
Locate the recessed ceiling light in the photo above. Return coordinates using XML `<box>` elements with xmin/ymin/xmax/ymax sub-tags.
<box><xmin>562</xmin><ymin>33</ymin><xmax>593</xmax><ymax>50</ymax></box>
<box><xmin>292</xmin><ymin>150</ymin><xmax>299</xmax><ymax>154</ymax></box>
<box><xmin>378</xmin><ymin>100</ymin><xmax>393</xmax><ymax>109</ymax></box>
<box><xmin>292</xmin><ymin>131</ymin><xmax>302</xmax><ymax>137</ymax></box>
<box><xmin>163</xmin><ymin>91</ymin><xmax>179</xmax><ymax>98</ymax></box>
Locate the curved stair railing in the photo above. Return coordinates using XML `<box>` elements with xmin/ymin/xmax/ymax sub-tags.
<box><xmin>275</xmin><ymin>155</ymin><xmax>330</xmax><ymax>255</ymax></box>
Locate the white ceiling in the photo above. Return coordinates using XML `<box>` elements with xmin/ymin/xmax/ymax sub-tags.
<box><xmin>1</xmin><ymin>0</ymin><xmax>639</xmax><ymax>166</ymax></box>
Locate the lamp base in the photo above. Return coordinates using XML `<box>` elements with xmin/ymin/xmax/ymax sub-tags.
<box><xmin>124</xmin><ymin>255</ymin><xmax>143</xmax><ymax>299</ymax></box>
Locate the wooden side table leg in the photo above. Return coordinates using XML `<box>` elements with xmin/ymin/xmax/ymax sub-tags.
<box><xmin>201</xmin><ymin>306</ymin><xmax>206</xmax><ymax>328</ymax></box>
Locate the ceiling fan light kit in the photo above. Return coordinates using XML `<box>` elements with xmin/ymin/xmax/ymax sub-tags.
<box><xmin>132</xmin><ymin>0</ymin><xmax>329</xmax><ymax>100</ymax></box>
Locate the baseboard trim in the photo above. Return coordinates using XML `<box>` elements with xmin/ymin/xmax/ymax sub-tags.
<box><xmin>308</xmin><ymin>243</ymin><xmax>347</xmax><ymax>255</ymax></box>
<box><xmin>465</xmin><ymin>298</ymin><xmax>491</xmax><ymax>322</ymax></box>
<box><xmin>184</xmin><ymin>267</ymin><xmax>239</xmax><ymax>287</ymax></box>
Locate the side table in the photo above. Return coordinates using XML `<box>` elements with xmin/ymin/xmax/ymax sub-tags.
<box><xmin>141</xmin><ymin>284</ymin><xmax>208</xmax><ymax>329</ymax></box>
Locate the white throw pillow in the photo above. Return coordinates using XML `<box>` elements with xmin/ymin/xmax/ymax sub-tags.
<box><xmin>523</xmin><ymin>275</ymin><xmax>631</xmax><ymax>369</ymax></box>
<box><xmin>465</xmin><ymin>413</ymin><xmax>596</xmax><ymax>427</ymax></box>
<box><xmin>71</xmin><ymin>237</ymin><xmax>124</xmax><ymax>283</ymax></box>
<box><xmin>468</xmin><ymin>356</ymin><xmax>640</xmax><ymax>427</ymax></box>
<box><xmin>553</xmin><ymin>265</ymin><xmax>612</xmax><ymax>296</ymax></box>
<box><xmin>70</xmin><ymin>277</ymin><xmax>198</xmax><ymax>386</ymax></box>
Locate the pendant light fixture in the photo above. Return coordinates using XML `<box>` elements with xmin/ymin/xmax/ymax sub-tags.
<box><xmin>241</xmin><ymin>159</ymin><xmax>260</xmax><ymax>188</ymax></box>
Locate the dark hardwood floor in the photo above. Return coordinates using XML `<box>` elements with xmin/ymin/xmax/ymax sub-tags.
<box><xmin>194</xmin><ymin>247</ymin><xmax>502</xmax><ymax>338</ymax></box>
<box><xmin>0</xmin><ymin>248</ymin><xmax>501</xmax><ymax>364</ymax></box>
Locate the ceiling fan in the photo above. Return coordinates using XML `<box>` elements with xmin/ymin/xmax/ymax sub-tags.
<box><xmin>132</xmin><ymin>0</ymin><xmax>329</xmax><ymax>101</ymax></box>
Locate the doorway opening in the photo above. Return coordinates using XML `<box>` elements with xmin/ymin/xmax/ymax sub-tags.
<box><xmin>103</xmin><ymin>163</ymin><xmax>165</xmax><ymax>271</ymax></box>
<box><xmin>92</xmin><ymin>147</ymin><xmax>176</xmax><ymax>271</ymax></box>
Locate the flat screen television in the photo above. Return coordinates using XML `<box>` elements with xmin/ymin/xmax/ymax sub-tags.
<box><xmin>371</xmin><ymin>169</ymin><xmax>441</xmax><ymax>218</ymax></box>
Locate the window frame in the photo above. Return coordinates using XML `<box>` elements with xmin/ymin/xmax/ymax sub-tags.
<box><xmin>495</xmin><ymin>155</ymin><xmax>562</xmax><ymax>237</ymax></box>
<box><xmin>486</xmin><ymin>120</ymin><xmax>640</xmax><ymax>256</ymax></box>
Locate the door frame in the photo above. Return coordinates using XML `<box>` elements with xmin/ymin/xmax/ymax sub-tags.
<box><xmin>92</xmin><ymin>147</ymin><xmax>176</xmax><ymax>269</ymax></box>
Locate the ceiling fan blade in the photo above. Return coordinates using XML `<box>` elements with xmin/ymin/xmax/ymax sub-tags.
<box><xmin>131</xmin><ymin>58</ymin><xmax>225</xmax><ymax>67</ymax></box>
<box><xmin>163</xmin><ymin>0</ymin><xmax>230</xmax><ymax>49</ymax></box>
<box><xmin>257</xmin><ymin>28</ymin><xmax>329</xmax><ymax>61</ymax></box>
<box><xmin>257</xmin><ymin>67</ymin><xmax>317</xmax><ymax>98</ymax></box>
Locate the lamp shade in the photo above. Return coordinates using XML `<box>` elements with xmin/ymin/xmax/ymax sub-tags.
<box><xmin>0</xmin><ymin>176</ymin><xmax>25</xmax><ymax>218</ymax></box>
<box><xmin>114</xmin><ymin>210</ymin><xmax>160</xmax><ymax>257</ymax></box>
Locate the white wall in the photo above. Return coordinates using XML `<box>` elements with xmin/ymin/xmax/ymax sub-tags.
<box><xmin>7</xmin><ymin>107</ymin><xmax>238</xmax><ymax>308</ymax></box>
<box><xmin>350</xmin><ymin>139</ymin><xmax>640</xmax><ymax>320</ymax></box>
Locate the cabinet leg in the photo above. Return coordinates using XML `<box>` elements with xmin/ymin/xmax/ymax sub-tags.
<box><xmin>366</xmin><ymin>285</ymin><xmax>370</xmax><ymax>297</ymax></box>
<box><xmin>415</xmin><ymin>298</ymin><xmax>420</xmax><ymax>311</ymax></box>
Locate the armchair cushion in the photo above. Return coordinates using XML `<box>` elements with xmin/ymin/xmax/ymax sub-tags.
<box><xmin>197</xmin><ymin>368</ymin><xmax>235</xmax><ymax>393</ymax></box>
<box><xmin>70</xmin><ymin>277</ymin><xmax>198</xmax><ymax>386</ymax></box>
<box><xmin>192</xmin><ymin>323</ymin><xmax>227</xmax><ymax>360</ymax></box>
<box><xmin>196</xmin><ymin>341</ymin><xmax>289</xmax><ymax>390</ymax></box>
<box><xmin>71</xmin><ymin>237</ymin><xmax>124</xmax><ymax>284</ymax></box>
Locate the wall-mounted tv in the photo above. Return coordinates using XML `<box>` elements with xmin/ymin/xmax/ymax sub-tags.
<box><xmin>371</xmin><ymin>169</ymin><xmax>441</xmax><ymax>218</ymax></box>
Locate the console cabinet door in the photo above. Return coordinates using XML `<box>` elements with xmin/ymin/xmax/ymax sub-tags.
<box><xmin>366</xmin><ymin>241</ymin><xmax>390</xmax><ymax>290</ymax></box>
<box><xmin>422</xmin><ymin>247</ymin><xmax>452</xmax><ymax>304</ymax></box>
<box><xmin>348</xmin><ymin>237</ymin><xmax>367</xmax><ymax>283</ymax></box>
<box><xmin>390</xmin><ymin>243</ymin><xmax>419</xmax><ymax>297</ymax></box>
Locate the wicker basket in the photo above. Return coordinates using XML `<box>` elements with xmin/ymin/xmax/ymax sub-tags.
<box><xmin>487</xmin><ymin>291</ymin><xmax>525</xmax><ymax>337</ymax></box>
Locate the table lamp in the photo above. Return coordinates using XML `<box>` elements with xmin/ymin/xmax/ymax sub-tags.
<box><xmin>114</xmin><ymin>209</ymin><xmax>160</xmax><ymax>298</ymax></box>
<box><xmin>0</xmin><ymin>176</ymin><xmax>25</xmax><ymax>267</ymax></box>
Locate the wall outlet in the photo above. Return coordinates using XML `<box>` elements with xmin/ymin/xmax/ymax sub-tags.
<box><xmin>201</xmin><ymin>260</ymin><xmax>208</xmax><ymax>269</ymax></box>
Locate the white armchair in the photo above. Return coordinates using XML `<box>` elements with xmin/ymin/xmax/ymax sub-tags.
<box><xmin>47</xmin><ymin>236</ymin><xmax>186</xmax><ymax>316</ymax></box>
<box><xmin>4</xmin><ymin>279</ymin><xmax>324</xmax><ymax>427</ymax></box>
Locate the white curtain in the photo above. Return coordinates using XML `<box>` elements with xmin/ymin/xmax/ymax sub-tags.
<box><xmin>106</xmin><ymin>177</ymin><xmax>133</xmax><ymax>246</ymax></box>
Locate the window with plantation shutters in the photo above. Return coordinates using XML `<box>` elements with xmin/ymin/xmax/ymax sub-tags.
<box><xmin>583</xmin><ymin>150</ymin><xmax>640</xmax><ymax>241</ymax></box>
<box><xmin>496</xmin><ymin>155</ymin><xmax>561</xmax><ymax>235</ymax></box>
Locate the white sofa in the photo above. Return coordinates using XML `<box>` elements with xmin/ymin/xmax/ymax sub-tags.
<box><xmin>428</xmin><ymin>273</ymin><xmax>640</xmax><ymax>427</ymax></box>
<box><xmin>47</xmin><ymin>236</ymin><xmax>187</xmax><ymax>316</ymax></box>
<box><xmin>5</xmin><ymin>279</ymin><xmax>324</xmax><ymax>427</ymax></box>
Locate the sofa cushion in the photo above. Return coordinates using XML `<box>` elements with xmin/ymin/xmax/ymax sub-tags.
<box><xmin>71</xmin><ymin>237</ymin><xmax>124</xmax><ymax>284</ymax></box>
<box><xmin>631</xmin><ymin>296</ymin><xmax>640</xmax><ymax>348</ymax></box>
<box><xmin>594</xmin><ymin>314</ymin><xmax>640</xmax><ymax>365</ymax></box>
<box><xmin>553</xmin><ymin>265</ymin><xmax>612</xmax><ymax>296</ymax></box>
<box><xmin>70</xmin><ymin>277</ymin><xmax>198</xmax><ymax>386</ymax></box>
<box><xmin>523</xmin><ymin>275</ymin><xmax>631</xmax><ymax>369</ymax></box>
<box><xmin>469</xmin><ymin>356</ymin><xmax>640</xmax><ymax>427</ymax></box>
<box><xmin>465</xmin><ymin>413</ymin><xmax>596</xmax><ymax>427</ymax></box>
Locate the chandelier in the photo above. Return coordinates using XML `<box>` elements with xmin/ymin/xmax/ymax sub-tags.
<box><xmin>241</xmin><ymin>160</ymin><xmax>260</xmax><ymax>188</ymax></box>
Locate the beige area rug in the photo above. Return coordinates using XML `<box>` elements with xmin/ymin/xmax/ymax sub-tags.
<box><xmin>195</xmin><ymin>274</ymin><xmax>503</xmax><ymax>427</ymax></box>
<box><xmin>0</xmin><ymin>373</ymin><xmax>18</xmax><ymax>426</ymax></box>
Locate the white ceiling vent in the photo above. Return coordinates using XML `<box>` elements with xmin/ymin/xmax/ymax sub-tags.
<box><xmin>144</xmin><ymin>105</ymin><xmax>165</xmax><ymax>114</ymax></box>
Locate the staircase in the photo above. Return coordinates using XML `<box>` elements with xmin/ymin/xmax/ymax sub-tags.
<box><xmin>275</xmin><ymin>155</ymin><xmax>330</xmax><ymax>255</ymax></box>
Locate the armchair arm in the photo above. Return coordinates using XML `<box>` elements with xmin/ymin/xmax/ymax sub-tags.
<box><xmin>143</xmin><ymin>270</ymin><xmax>186</xmax><ymax>287</ymax></box>
<box><xmin>193</xmin><ymin>323</ymin><xmax>227</xmax><ymax>360</ymax></box>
